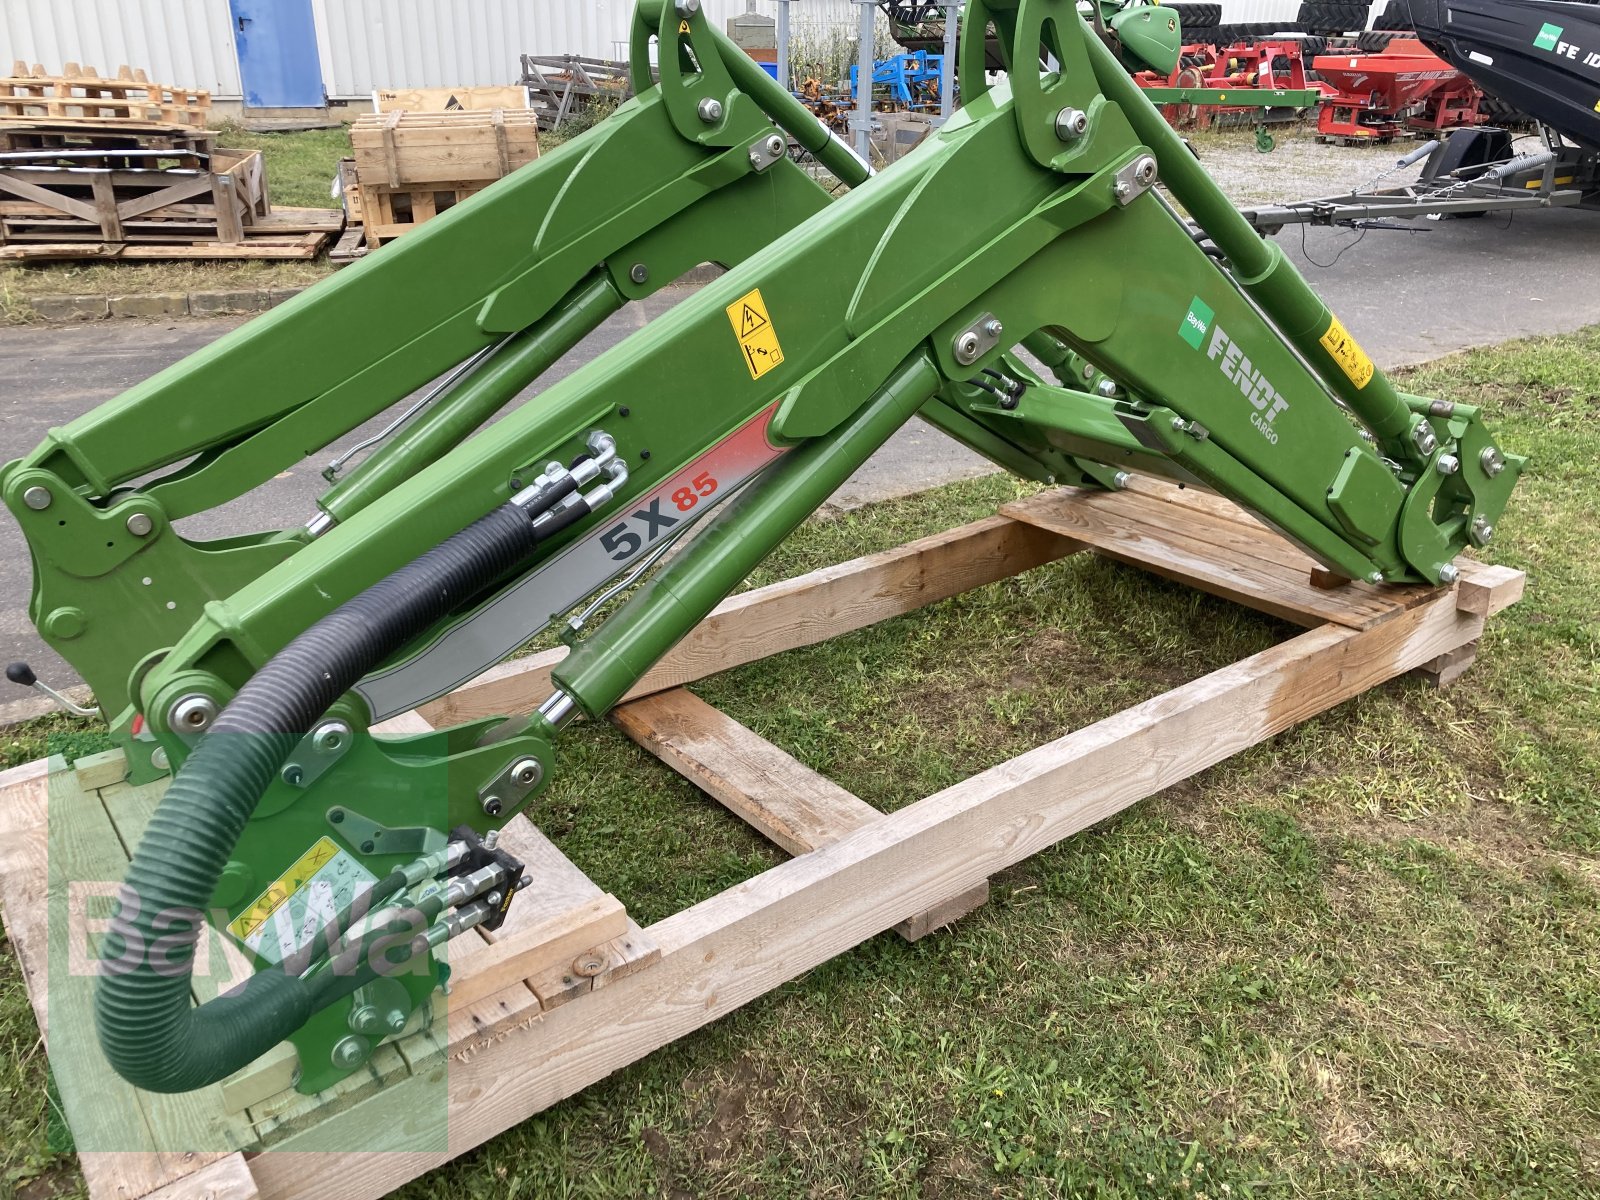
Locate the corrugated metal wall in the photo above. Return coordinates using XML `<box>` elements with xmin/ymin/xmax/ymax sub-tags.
<box><xmin>311</xmin><ymin>0</ymin><xmax>540</xmax><ymax>98</ymax></box>
<box><xmin>0</xmin><ymin>0</ymin><xmax>242</xmax><ymax>96</ymax></box>
<box><xmin>532</xmin><ymin>1</ymin><xmax>868</xmax><ymax>63</ymax></box>
<box><xmin>0</xmin><ymin>0</ymin><xmax>1394</xmax><ymax>105</ymax></box>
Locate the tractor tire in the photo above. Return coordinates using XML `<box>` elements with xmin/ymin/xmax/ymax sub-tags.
<box><xmin>1373</xmin><ymin>0</ymin><xmax>1415</xmax><ymax>31</ymax></box>
<box><xmin>1298</xmin><ymin>2</ymin><xmax>1371</xmax><ymax>34</ymax></box>
<box><xmin>1301</xmin><ymin>35</ymin><xmax>1329</xmax><ymax>56</ymax></box>
<box><xmin>1165</xmin><ymin>3</ymin><xmax>1223</xmax><ymax>33</ymax></box>
<box><xmin>1357</xmin><ymin>30</ymin><xmax>1396</xmax><ymax>51</ymax></box>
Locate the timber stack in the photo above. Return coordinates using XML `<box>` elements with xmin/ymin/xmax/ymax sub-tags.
<box><xmin>0</xmin><ymin>63</ymin><xmax>342</xmax><ymax>262</ymax></box>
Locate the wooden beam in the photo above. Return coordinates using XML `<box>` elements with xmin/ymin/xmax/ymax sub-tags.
<box><xmin>242</xmin><ymin>584</ymin><xmax>1493</xmax><ymax>1188</ymax></box>
<box><xmin>613</xmin><ymin>689</ymin><xmax>987</xmax><ymax>940</ymax></box>
<box><xmin>419</xmin><ymin>515</ymin><xmax>1078</xmax><ymax>728</ymax></box>
<box><xmin>443</xmin><ymin>894</ymin><xmax>627</xmax><ymax>1014</ymax></box>
<box><xmin>1002</xmin><ymin>488</ymin><xmax>1431</xmax><ymax>631</ymax></box>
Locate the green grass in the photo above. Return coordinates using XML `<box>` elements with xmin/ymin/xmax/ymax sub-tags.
<box><xmin>0</xmin><ymin>126</ymin><xmax>347</xmax><ymax>322</ymax></box>
<box><xmin>3</xmin><ymin>328</ymin><xmax>1598</xmax><ymax>1199</ymax></box>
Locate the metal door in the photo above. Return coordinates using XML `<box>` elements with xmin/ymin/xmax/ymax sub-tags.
<box><xmin>229</xmin><ymin>0</ymin><xmax>326</xmax><ymax>108</ymax></box>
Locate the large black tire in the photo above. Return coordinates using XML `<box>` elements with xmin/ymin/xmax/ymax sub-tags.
<box><xmin>1374</xmin><ymin>0</ymin><xmax>1415</xmax><ymax>31</ymax></box>
<box><xmin>1165</xmin><ymin>2</ymin><xmax>1223</xmax><ymax>32</ymax></box>
<box><xmin>1298</xmin><ymin>2</ymin><xmax>1372</xmax><ymax>34</ymax></box>
<box><xmin>1357</xmin><ymin>30</ymin><xmax>1396</xmax><ymax>51</ymax></box>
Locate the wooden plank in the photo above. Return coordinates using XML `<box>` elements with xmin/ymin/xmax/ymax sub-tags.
<box><xmin>1455</xmin><ymin>562</ymin><xmax>1524</xmax><ymax>617</ymax></box>
<box><xmin>419</xmin><ymin>514</ymin><xmax>1078</xmax><ymax>728</ymax></box>
<box><xmin>613</xmin><ymin>689</ymin><xmax>878</xmax><ymax>858</ymax></box>
<box><xmin>140</xmin><ymin>1153</ymin><xmax>259</xmax><ymax>1200</ymax></box>
<box><xmin>613</xmin><ymin>689</ymin><xmax>989</xmax><ymax>941</ymax></box>
<box><xmin>89</xmin><ymin>170</ymin><xmax>123</xmax><ymax>241</ymax></box>
<box><xmin>1002</xmin><ymin>487</ymin><xmax>1430</xmax><ymax>630</ymax></box>
<box><xmin>73</xmin><ymin>748</ymin><xmax>129</xmax><ymax>792</ymax></box>
<box><xmin>444</xmin><ymin>894</ymin><xmax>628</xmax><ymax>1014</ymax></box>
<box><xmin>0</xmin><ymin>168</ymin><xmax>99</xmax><ymax>222</ymax></box>
<box><xmin>243</xmin><ymin>581</ymin><xmax>1504</xmax><ymax>1187</ymax></box>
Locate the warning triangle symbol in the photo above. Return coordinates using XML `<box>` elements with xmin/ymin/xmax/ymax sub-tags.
<box><xmin>446</xmin><ymin>94</ymin><xmax>463</xmax><ymax>110</ymax></box>
<box><xmin>738</xmin><ymin>305</ymin><xmax>768</xmax><ymax>338</ymax></box>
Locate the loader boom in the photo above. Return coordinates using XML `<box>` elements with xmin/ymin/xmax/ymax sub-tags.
<box><xmin>4</xmin><ymin>0</ymin><xmax>1522</xmax><ymax>1096</ymax></box>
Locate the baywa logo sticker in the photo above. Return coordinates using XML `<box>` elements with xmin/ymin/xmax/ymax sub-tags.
<box><xmin>1535</xmin><ymin>22</ymin><xmax>1564</xmax><ymax>52</ymax></box>
<box><xmin>1179</xmin><ymin>296</ymin><xmax>1214</xmax><ymax>350</ymax></box>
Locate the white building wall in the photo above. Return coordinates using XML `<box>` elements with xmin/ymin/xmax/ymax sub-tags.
<box><xmin>0</xmin><ymin>0</ymin><xmax>243</xmax><ymax>97</ymax></box>
<box><xmin>311</xmin><ymin>0</ymin><xmax>541</xmax><ymax>98</ymax></box>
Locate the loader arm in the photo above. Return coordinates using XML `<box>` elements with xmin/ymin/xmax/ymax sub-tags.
<box><xmin>0</xmin><ymin>6</ymin><xmax>865</xmax><ymax>780</ymax></box>
<box><xmin>8</xmin><ymin>0</ymin><xmax>1521</xmax><ymax>1097</ymax></box>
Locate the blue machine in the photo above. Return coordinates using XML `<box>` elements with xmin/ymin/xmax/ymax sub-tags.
<box><xmin>848</xmin><ymin>51</ymin><xmax>946</xmax><ymax>109</ymax></box>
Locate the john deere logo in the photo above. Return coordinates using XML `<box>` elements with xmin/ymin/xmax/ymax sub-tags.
<box><xmin>1535</xmin><ymin>23</ymin><xmax>1564</xmax><ymax>51</ymax></box>
<box><xmin>1179</xmin><ymin>296</ymin><xmax>1214</xmax><ymax>350</ymax></box>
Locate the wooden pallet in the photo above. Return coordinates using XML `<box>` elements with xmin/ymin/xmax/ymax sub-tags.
<box><xmin>2</xmin><ymin>63</ymin><xmax>210</xmax><ymax>129</ymax></box>
<box><xmin>356</xmin><ymin>180</ymin><xmax>492</xmax><ymax>248</ymax></box>
<box><xmin>0</xmin><ymin>121</ymin><xmax>215</xmax><ymax>157</ymax></box>
<box><xmin>0</xmin><ymin>479</ymin><xmax>1523</xmax><ymax>1200</ymax></box>
<box><xmin>0</xmin><ymin>147</ymin><xmax>268</xmax><ymax>246</ymax></box>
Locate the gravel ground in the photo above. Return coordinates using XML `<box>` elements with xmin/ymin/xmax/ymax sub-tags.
<box><xmin>1184</xmin><ymin>124</ymin><xmax>1408</xmax><ymax>206</ymax></box>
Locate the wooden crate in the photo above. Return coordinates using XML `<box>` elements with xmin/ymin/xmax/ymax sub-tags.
<box><xmin>0</xmin><ymin>479</ymin><xmax>1523</xmax><ymax>1200</ymax></box>
<box><xmin>351</xmin><ymin>109</ymin><xmax>540</xmax><ymax>189</ymax></box>
<box><xmin>1</xmin><ymin>63</ymin><xmax>210</xmax><ymax>128</ymax></box>
<box><xmin>373</xmin><ymin>85</ymin><xmax>532</xmax><ymax>115</ymax></box>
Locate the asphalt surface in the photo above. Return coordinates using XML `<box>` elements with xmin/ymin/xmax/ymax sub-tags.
<box><xmin>4</xmin><ymin>204</ymin><xmax>1599</xmax><ymax>699</ymax></box>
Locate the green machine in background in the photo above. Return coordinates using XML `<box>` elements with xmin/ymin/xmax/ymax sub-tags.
<box><xmin>2</xmin><ymin>0</ymin><xmax>1522</xmax><ymax>1096</ymax></box>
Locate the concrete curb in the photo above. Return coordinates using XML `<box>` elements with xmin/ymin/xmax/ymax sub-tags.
<box><xmin>25</xmin><ymin>286</ymin><xmax>312</xmax><ymax>323</ymax></box>
<box><xmin>19</xmin><ymin>264</ymin><xmax>727</xmax><ymax>324</ymax></box>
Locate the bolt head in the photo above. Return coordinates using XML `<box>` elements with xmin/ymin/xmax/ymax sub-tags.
<box><xmin>1113</xmin><ymin>472</ymin><xmax>1131</xmax><ymax>490</ymax></box>
<box><xmin>385</xmin><ymin>1009</ymin><xmax>409</xmax><ymax>1034</ymax></box>
<box><xmin>1480</xmin><ymin>446</ymin><xmax>1505</xmax><ymax>477</ymax></box>
<box><xmin>697</xmin><ymin>97</ymin><xmax>723</xmax><ymax>124</ymax></box>
<box><xmin>1114</xmin><ymin>181</ymin><xmax>1133</xmax><ymax>201</ymax></box>
<box><xmin>330</xmin><ymin>1035</ymin><xmax>369</xmax><ymax>1070</ymax></box>
<box><xmin>954</xmin><ymin>331</ymin><xmax>982</xmax><ymax>365</ymax></box>
<box><xmin>1135</xmin><ymin>156</ymin><xmax>1158</xmax><ymax>184</ymax></box>
<box><xmin>629</xmin><ymin>262</ymin><xmax>649</xmax><ymax>284</ymax></box>
<box><xmin>171</xmin><ymin>693</ymin><xmax>217</xmax><ymax>732</ymax></box>
<box><xmin>1437</xmin><ymin>563</ymin><xmax>1460</xmax><ymax>585</ymax></box>
<box><xmin>482</xmin><ymin>796</ymin><xmax>504</xmax><ymax>817</ymax></box>
<box><xmin>126</xmin><ymin>512</ymin><xmax>154</xmax><ymax>537</ymax></box>
<box><xmin>1368</xmin><ymin>572</ymin><xmax>1385</xmax><ymax>585</ymax></box>
<box><xmin>312</xmin><ymin>720</ymin><xmax>351</xmax><ymax>754</ymax></box>
<box><xmin>1054</xmin><ymin>107</ymin><xmax>1088</xmax><ymax>140</ymax></box>
<box><xmin>511</xmin><ymin>757</ymin><xmax>542</xmax><ymax>788</ymax></box>
<box><xmin>282</xmin><ymin>764</ymin><xmax>305</xmax><ymax>787</ymax></box>
<box><xmin>983</xmin><ymin>318</ymin><xmax>1004</xmax><ymax>339</ymax></box>
<box><xmin>22</xmin><ymin>486</ymin><xmax>51</xmax><ymax>511</ymax></box>
<box><xmin>766</xmin><ymin>134</ymin><xmax>786</xmax><ymax>157</ymax></box>
<box><xmin>1098</xmin><ymin>380</ymin><xmax>1119</xmax><ymax>398</ymax></box>
<box><xmin>151</xmin><ymin>746</ymin><xmax>170</xmax><ymax>771</ymax></box>
<box><xmin>1435</xmin><ymin>454</ymin><xmax>1461</xmax><ymax>476</ymax></box>
<box><xmin>675</xmin><ymin>0</ymin><xmax>700</xmax><ymax>14</ymax></box>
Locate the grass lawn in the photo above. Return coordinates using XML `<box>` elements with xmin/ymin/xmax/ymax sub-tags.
<box><xmin>2</xmin><ymin>327</ymin><xmax>1597</xmax><ymax>1199</ymax></box>
<box><xmin>0</xmin><ymin>125</ymin><xmax>349</xmax><ymax>323</ymax></box>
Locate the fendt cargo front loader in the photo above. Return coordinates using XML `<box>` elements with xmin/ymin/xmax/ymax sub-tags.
<box><xmin>3</xmin><ymin>0</ymin><xmax>1522</xmax><ymax>1097</ymax></box>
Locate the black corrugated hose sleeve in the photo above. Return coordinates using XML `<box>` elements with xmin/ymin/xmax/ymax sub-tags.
<box><xmin>95</xmin><ymin>503</ymin><xmax>543</xmax><ymax>1094</ymax></box>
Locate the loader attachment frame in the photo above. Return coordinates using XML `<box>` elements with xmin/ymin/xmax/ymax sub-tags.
<box><xmin>4</xmin><ymin>0</ymin><xmax>1522</xmax><ymax>1096</ymax></box>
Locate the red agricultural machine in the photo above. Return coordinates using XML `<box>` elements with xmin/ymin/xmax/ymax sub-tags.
<box><xmin>1136</xmin><ymin>37</ymin><xmax>1323</xmax><ymax>130</ymax></box>
<box><xmin>1312</xmin><ymin>37</ymin><xmax>1481</xmax><ymax>143</ymax></box>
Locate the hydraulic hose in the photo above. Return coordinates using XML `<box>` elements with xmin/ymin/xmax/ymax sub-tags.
<box><xmin>96</xmin><ymin>502</ymin><xmax>552</xmax><ymax>1093</ymax></box>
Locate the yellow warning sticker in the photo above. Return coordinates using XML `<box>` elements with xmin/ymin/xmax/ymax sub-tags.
<box><xmin>726</xmin><ymin>288</ymin><xmax>785</xmax><ymax>380</ymax></box>
<box><xmin>679</xmin><ymin>19</ymin><xmax>692</xmax><ymax>33</ymax></box>
<box><xmin>228</xmin><ymin>836</ymin><xmax>341</xmax><ymax>942</ymax></box>
<box><xmin>1320</xmin><ymin>315</ymin><xmax>1375</xmax><ymax>391</ymax></box>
